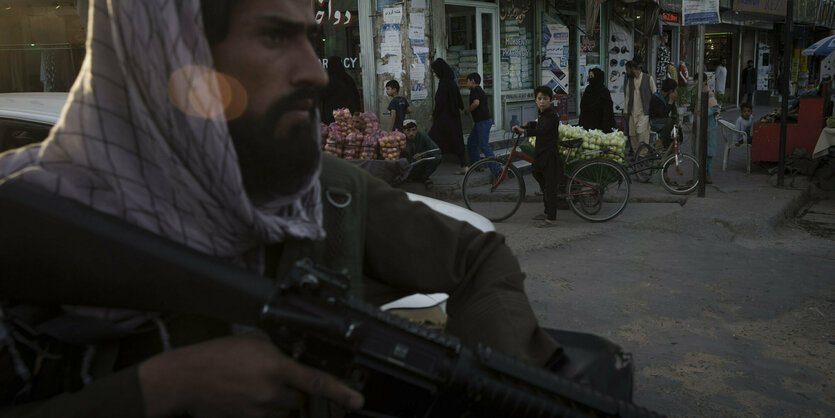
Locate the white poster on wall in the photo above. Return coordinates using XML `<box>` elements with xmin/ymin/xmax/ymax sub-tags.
<box><xmin>383</xmin><ymin>7</ymin><xmax>402</xmax><ymax>24</ymax></box>
<box><xmin>608</xmin><ymin>21</ymin><xmax>633</xmax><ymax>114</ymax></box>
<box><xmin>408</xmin><ymin>13</ymin><xmax>425</xmax><ymax>40</ymax></box>
<box><xmin>757</xmin><ymin>43</ymin><xmax>770</xmax><ymax>91</ymax></box>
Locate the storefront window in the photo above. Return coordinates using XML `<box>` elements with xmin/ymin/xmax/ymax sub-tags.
<box><xmin>446</xmin><ymin>7</ymin><xmax>477</xmax><ymax>89</ymax></box>
<box><xmin>445</xmin><ymin>5</ymin><xmax>499</xmax><ymax>131</ymax></box>
<box><xmin>0</xmin><ymin>5</ymin><xmax>85</xmax><ymax>93</ymax></box>
<box><xmin>315</xmin><ymin>0</ymin><xmax>363</xmax><ymax>109</ymax></box>
<box><xmin>499</xmin><ymin>5</ymin><xmax>534</xmax><ymax>91</ymax></box>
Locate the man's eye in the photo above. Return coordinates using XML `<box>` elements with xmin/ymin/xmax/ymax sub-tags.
<box><xmin>265</xmin><ymin>30</ymin><xmax>290</xmax><ymax>43</ymax></box>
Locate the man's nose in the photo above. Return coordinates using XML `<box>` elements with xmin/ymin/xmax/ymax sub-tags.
<box><xmin>291</xmin><ymin>41</ymin><xmax>328</xmax><ymax>89</ymax></box>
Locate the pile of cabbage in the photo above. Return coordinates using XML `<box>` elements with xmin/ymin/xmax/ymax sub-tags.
<box><xmin>527</xmin><ymin>125</ymin><xmax>627</xmax><ymax>164</ymax></box>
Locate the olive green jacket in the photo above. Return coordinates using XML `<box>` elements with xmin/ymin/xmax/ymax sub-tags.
<box><xmin>0</xmin><ymin>155</ymin><xmax>555</xmax><ymax>416</ymax></box>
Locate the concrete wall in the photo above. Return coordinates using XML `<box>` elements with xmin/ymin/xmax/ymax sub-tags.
<box><xmin>372</xmin><ymin>0</ymin><xmax>435</xmax><ymax>133</ymax></box>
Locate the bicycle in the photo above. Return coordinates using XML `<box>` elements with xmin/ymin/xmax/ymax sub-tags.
<box><xmin>461</xmin><ymin>133</ymin><xmax>630</xmax><ymax>223</ymax></box>
<box><xmin>627</xmin><ymin>125</ymin><xmax>700</xmax><ymax>195</ymax></box>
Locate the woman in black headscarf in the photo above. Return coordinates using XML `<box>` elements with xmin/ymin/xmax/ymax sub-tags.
<box><xmin>578</xmin><ymin>67</ymin><xmax>616</xmax><ymax>132</ymax></box>
<box><xmin>320</xmin><ymin>56</ymin><xmax>362</xmax><ymax>124</ymax></box>
<box><xmin>428</xmin><ymin>58</ymin><xmax>468</xmax><ymax>173</ymax></box>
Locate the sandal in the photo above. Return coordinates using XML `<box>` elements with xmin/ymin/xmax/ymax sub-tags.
<box><xmin>424</xmin><ymin>179</ymin><xmax>434</xmax><ymax>190</ymax></box>
<box><xmin>536</xmin><ymin>220</ymin><xmax>558</xmax><ymax>228</ymax></box>
<box><xmin>455</xmin><ymin>166</ymin><xmax>469</xmax><ymax>175</ymax></box>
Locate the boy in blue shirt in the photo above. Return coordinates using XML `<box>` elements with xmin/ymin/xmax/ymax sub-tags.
<box><xmin>385</xmin><ymin>80</ymin><xmax>411</xmax><ymax>132</ymax></box>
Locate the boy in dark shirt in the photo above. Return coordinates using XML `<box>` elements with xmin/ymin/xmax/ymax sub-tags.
<box><xmin>512</xmin><ymin>86</ymin><xmax>562</xmax><ymax>227</ymax></box>
<box><xmin>385</xmin><ymin>80</ymin><xmax>411</xmax><ymax>132</ymax></box>
<box><xmin>464</xmin><ymin>73</ymin><xmax>495</xmax><ymax>170</ymax></box>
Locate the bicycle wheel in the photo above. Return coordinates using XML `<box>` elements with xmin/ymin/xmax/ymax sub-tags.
<box><xmin>462</xmin><ymin>158</ymin><xmax>525</xmax><ymax>222</ymax></box>
<box><xmin>567</xmin><ymin>158</ymin><xmax>630</xmax><ymax>222</ymax></box>
<box><xmin>633</xmin><ymin>143</ymin><xmax>657</xmax><ymax>183</ymax></box>
<box><xmin>660</xmin><ymin>153</ymin><xmax>699</xmax><ymax>195</ymax></box>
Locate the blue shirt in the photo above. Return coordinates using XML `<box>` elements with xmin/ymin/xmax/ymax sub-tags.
<box><xmin>387</xmin><ymin>96</ymin><xmax>409</xmax><ymax>132</ymax></box>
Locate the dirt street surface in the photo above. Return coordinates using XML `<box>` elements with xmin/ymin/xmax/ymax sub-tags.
<box><xmin>495</xmin><ymin>196</ymin><xmax>835</xmax><ymax>417</ymax></box>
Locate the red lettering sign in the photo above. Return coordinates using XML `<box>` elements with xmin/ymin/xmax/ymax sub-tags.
<box><xmin>661</xmin><ymin>12</ymin><xmax>679</xmax><ymax>23</ymax></box>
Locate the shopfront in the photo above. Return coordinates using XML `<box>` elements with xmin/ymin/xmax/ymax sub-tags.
<box><xmin>653</xmin><ymin>9</ymin><xmax>680</xmax><ymax>88</ymax></box>
<box><xmin>443</xmin><ymin>0</ymin><xmax>502</xmax><ymax>131</ymax></box>
<box><xmin>0</xmin><ymin>3</ymin><xmax>85</xmax><ymax>93</ymax></box>
<box><xmin>500</xmin><ymin>0</ymin><xmax>538</xmax><ymax>129</ymax></box>
<box><xmin>315</xmin><ymin>0</ymin><xmax>364</xmax><ymax>110</ymax></box>
<box><xmin>603</xmin><ymin>0</ymin><xmax>658</xmax><ymax>115</ymax></box>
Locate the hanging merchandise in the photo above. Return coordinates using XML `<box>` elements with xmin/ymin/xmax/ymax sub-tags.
<box><xmin>608</xmin><ymin>22</ymin><xmax>633</xmax><ymax>114</ymax></box>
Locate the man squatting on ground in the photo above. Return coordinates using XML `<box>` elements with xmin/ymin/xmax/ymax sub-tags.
<box><xmin>0</xmin><ymin>0</ymin><xmax>564</xmax><ymax>416</ymax></box>
<box><xmin>402</xmin><ymin>119</ymin><xmax>441</xmax><ymax>189</ymax></box>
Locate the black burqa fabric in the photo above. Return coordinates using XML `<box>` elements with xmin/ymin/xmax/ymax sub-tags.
<box><xmin>321</xmin><ymin>56</ymin><xmax>362</xmax><ymax>123</ymax></box>
<box><xmin>428</xmin><ymin>58</ymin><xmax>467</xmax><ymax>167</ymax></box>
<box><xmin>579</xmin><ymin>68</ymin><xmax>617</xmax><ymax>132</ymax></box>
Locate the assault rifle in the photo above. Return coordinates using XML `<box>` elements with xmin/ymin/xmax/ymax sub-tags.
<box><xmin>0</xmin><ymin>181</ymin><xmax>663</xmax><ymax>417</ymax></box>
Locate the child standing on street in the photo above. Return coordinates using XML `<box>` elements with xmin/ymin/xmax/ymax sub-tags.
<box><xmin>513</xmin><ymin>86</ymin><xmax>563</xmax><ymax>227</ymax></box>
<box><xmin>464</xmin><ymin>73</ymin><xmax>495</xmax><ymax>169</ymax></box>
<box><xmin>734</xmin><ymin>102</ymin><xmax>753</xmax><ymax>145</ymax></box>
<box><xmin>385</xmin><ymin>80</ymin><xmax>411</xmax><ymax>132</ymax></box>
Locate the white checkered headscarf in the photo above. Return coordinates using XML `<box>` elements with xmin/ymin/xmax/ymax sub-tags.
<box><xmin>0</xmin><ymin>0</ymin><xmax>325</xmax><ymax>270</ymax></box>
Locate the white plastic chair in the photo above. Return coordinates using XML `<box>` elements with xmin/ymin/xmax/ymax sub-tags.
<box><xmin>717</xmin><ymin>118</ymin><xmax>751</xmax><ymax>174</ymax></box>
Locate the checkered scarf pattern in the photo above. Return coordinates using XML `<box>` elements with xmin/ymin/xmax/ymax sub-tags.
<box><xmin>0</xmin><ymin>0</ymin><xmax>325</xmax><ymax>271</ymax></box>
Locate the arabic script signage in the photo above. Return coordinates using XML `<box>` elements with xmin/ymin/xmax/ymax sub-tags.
<box><xmin>314</xmin><ymin>0</ymin><xmax>353</xmax><ymax>26</ymax></box>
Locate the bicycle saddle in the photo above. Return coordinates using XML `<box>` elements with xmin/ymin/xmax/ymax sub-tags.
<box><xmin>560</xmin><ymin>138</ymin><xmax>584</xmax><ymax>148</ymax></box>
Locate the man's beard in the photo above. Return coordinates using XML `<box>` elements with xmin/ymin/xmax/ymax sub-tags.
<box><xmin>227</xmin><ymin>89</ymin><xmax>321</xmax><ymax>204</ymax></box>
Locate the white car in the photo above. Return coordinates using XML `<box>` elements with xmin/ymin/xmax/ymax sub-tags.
<box><xmin>0</xmin><ymin>93</ymin><xmax>67</xmax><ymax>152</ymax></box>
<box><xmin>0</xmin><ymin>92</ymin><xmax>495</xmax><ymax>312</ymax></box>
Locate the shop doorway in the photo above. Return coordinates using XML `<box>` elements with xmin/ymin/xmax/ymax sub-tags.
<box><xmin>445</xmin><ymin>3</ymin><xmax>501</xmax><ymax>132</ymax></box>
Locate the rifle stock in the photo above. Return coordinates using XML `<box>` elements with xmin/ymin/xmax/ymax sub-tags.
<box><xmin>0</xmin><ymin>181</ymin><xmax>663</xmax><ymax>417</ymax></box>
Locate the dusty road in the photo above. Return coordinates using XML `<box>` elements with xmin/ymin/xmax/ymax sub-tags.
<box><xmin>494</xmin><ymin>199</ymin><xmax>835</xmax><ymax>417</ymax></box>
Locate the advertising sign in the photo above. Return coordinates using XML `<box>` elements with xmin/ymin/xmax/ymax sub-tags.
<box><xmin>732</xmin><ymin>0</ymin><xmax>787</xmax><ymax>17</ymax></box>
<box><xmin>541</xmin><ymin>22</ymin><xmax>570</xmax><ymax>96</ymax></box>
<box><xmin>608</xmin><ymin>22</ymin><xmax>632</xmax><ymax>114</ymax></box>
<box><xmin>682</xmin><ymin>0</ymin><xmax>720</xmax><ymax>26</ymax></box>
<box><xmin>757</xmin><ymin>43</ymin><xmax>771</xmax><ymax>91</ymax></box>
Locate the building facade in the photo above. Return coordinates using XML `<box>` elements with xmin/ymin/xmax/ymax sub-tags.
<box><xmin>8</xmin><ymin>1</ymin><xmax>835</xmax><ymax>135</ymax></box>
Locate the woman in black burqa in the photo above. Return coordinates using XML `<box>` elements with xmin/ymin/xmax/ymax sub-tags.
<box><xmin>429</xmin><ymin>58</ymin><xmax>468</xmax><ymax>173</ymax></box>
<box><xmin>320</xmin><ymin>56</ymin><xmax>362</xmax><ymax>124</ymax></box>
<box><xmin>578</xmin><ymin>67</ymin><xmax>616</xmax><ymax>132</ymax></box>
